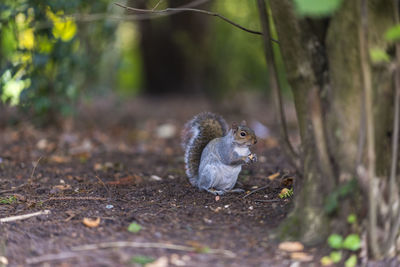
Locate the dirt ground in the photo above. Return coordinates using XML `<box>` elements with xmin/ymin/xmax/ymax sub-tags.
<box><xmin>0</xmin><ymin>96</ymin><xmax>316</xmax><ymax>266</ymax></box>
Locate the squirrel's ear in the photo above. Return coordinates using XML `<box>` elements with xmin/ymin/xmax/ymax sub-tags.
<box><xmin>231</xmin><ymin>122</ymin><xmax>238</xmax><ymax>132</ymax></box>
<box><xmin>240</xmin><ymin>120</ymin><xmax>247</xmax><ymax>126</ymax></box>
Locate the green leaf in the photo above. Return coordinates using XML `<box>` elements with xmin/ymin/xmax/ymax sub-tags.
<box><xmin>330</xmin><ymin>251</ymin><xmax>342</xmax><ymax>263</ymax></box>
<box><xmin>347</xmin><ymin>214</ymin><xmax>357</xmax><ymax>224</ymax></box>
<box><xmin>127</xmin><ymin>222</ymin><xmax>142</xmax><ymax>233</ymax></box>
<box><xmin>385</xmin><ymin>24</ymin><xmax>400</xmax><ymax>42</ymax></box>
<box><xmin>345</xmin><ymin>254</ymin><xmax>357</xmax><ymax>267</ymax></box>
<box><xmin>327</xmin><ymin>234</ymin><xmax>343</xmax><ymax>249</ymax></box>
<box><xmin>293</xmin><ymin>0</ymin><xmax>343</xmax><ymax>17</ymax></box>
<box><xmin>370</xmin><ymin>48</ymin><xmax>390</xmax><ymax>63</ymax></box>
<box><xmin>131</xmin><ymin>255</ymin><xmax>154</xmax><ymax>265</ymax></box>
<box><xmin>343</xmin><ymin>234</ymin><xmax>361</xmax><ymax>251</ymax></box>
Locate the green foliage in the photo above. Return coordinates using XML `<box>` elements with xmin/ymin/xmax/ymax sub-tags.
<box><xmin>0</xmin><ymin>0</ymin><xmax>119</xmax><ymax>123</ymax></box>
<box><xmin>325</xmin><ymin>231</ymin><xmax>360</xmax><ymax>265</ymax></box>
<box><xmin>329</xmin><ymin>251</ymin><xmax>342</xmax><ymax>263</ymax></box>
<box><xmin>385</xmin><ymin>24</ymin><xmax>400</xmax><ymax>42</ymax></box>
<box><xmin>327</xmin><ymin>234</ymin><xmax>343</xmax><ymax>249</ymax></box>
<box><xmin>347</xmin><ymin>214</ymin><xmax>356</xmax><ymax>224</ymax></box>
<box><xmin>370</xmin><ymin>48</ymin><xmax>390</xmax><ymax>64</ymax></box>
<box><xmin>293</xmin><ymin>0</ymin><xmax>343</xmax><ymax>17</ymax></box>
<box><xmin>342</xmin><ymin>234</ymin><xmax>361</xmax><ymax>251</ymax></box>
<box><xmin>279</xmin><ymin>188</ymin><xmax>293</xmax><ymax>199</ymax></box>
<box><xmin>324</xmin><ymin>179</ymin><xmax>357</xmax><ymax>214</ymax></box>
<box><xmin>131</xmin><ymin>255</ymin><xmax>154</xmax><ymax>265</ymax></box>
<box><xmin>0</xmin><ymin>196</ymin><xmax>17</xmax><ymax>204</ymax></box>
<box><xmin>345</xmin><ymin>254</ymin><xmax>357</xmax><ymax>267</ymax></box>
<box><xmin>127</xmin><ymin>222</ymin><xmax>142</xmax><ymax>233</ymax></box>
<box><xmin>207</xmin><ymin>1</ymin><xmax>275</xmax><ymax>97</ymax></box>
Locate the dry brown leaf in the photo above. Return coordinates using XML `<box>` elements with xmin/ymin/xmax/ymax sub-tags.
<box><xmin>281</xmin><ymin>177</ymin><xmax>294</xmax><ymax>187</ymax></box>
<box><xmin>52</xmin><ymin>184</ymin><xmax>71</xmax><ymax>191</ymax></box>
<box><xmin>278</xmin><ymin>241</ymin><xmax>304</xmax><ymax>252</ymax></box>
<box><xmin>268</xmin><ymin>172</ymin><xmax>280</xmax><ymax>180</ymax></box>
<box><xmin>50</xmin><ymin>155</ymin><xmax>70</xmax><ymax>163</ymax></box>
<box><xmin>82</xmin><ymin>217</ymin><xmax>100</xmax><ymax>228</ymax></box>
<box><xmin>290</xmin><ymin>252</ymin><xmax>313</xmax><ymax>262</ymax></box>
<box><xmin>106</xmin><ymin>175</ymin><xmax>142</xmax><ymax>186</ymax></box>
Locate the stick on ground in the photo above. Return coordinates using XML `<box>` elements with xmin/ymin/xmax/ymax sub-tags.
<box><xmin>0</xmin><ymin>210</ymin><xmax>50</xmax><ymax>223</ymax></box>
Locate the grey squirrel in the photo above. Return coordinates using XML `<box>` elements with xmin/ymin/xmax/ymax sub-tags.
<box><xmin>182</xmin><ymin>112</ymin><xmax>257</xmax><ymax>195</ymax></box>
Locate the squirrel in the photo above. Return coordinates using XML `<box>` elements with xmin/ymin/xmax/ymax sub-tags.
<box><xmin>181</xmin><ymin>112</ymin><xmax>257</xmax><ymax>195</ymax></box>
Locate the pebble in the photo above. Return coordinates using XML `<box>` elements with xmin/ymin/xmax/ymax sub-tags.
<box><xmin>106</xmin><ymin>204</ymin><xmax>114</xmax><ymax>209</ymax></box>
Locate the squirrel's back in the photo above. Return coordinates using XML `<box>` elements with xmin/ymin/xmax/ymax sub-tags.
<box><xmin>182</xmin><ymin>112</ymin><xmax>228</xmax><ymax>185</ymax></box>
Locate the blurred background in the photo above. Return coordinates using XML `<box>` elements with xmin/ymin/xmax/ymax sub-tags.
<box><xmin>0</xmin><ymin>0</ymin><xmax>291</xmax><ymax>126</ymax></box>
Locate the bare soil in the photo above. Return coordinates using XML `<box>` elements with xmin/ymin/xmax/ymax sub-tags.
<box><xmin>0</xmin><ymin>96</ymin><xmax>309</xmax><ymax>267</ymax></box>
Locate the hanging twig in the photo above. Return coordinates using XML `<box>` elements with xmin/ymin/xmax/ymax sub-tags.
<box><xmin>359</xmin><ymin>0</ymin><xmax>380</xmax><ymax>258</ymax></box>
<box><xmin>256</xmin><ymin>0</ymin><xmax>299</xmax><ymax>170</ymax></box>
<box><xmin>0</xmin><ymin>210</ymin><xmax>50</xmax><ymax>223</ymax></box>
<box><xmin>115</xmin><ymin>2</ymin><xmax>278</xmax><ymax>43</ymax></box>
<box><xmin>32</xmin><ymin>0</ymin><xmax>210</xmax><ymax>30</ymax></box>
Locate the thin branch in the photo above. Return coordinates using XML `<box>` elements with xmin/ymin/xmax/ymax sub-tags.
<box><xmin>0</xmin><ymin>210</ymin><xmax>50</xmax><ymax>223</ymax></box>
<box><xmin>115</xmin><ymin>2</ymin><xmax>278</xmax><ymax>43</ymax></box>
<box><xmin>152</xmin><ymin>0</ymin><xmax>164</xmax><ymax>11</ymax></box>
<box><xmin>384</xmin><ymin>0</ymin><xmax>400</xmax><ymax>256</ymax></box>
<box><xmin>42</xmin><ymin>196</ymin><xmax>106</xmax><ymax>202</ymax></box>
<box><xmin>309</xmin><ymin>86</ymin><xmax>336</xmax><ymax>183</ymax></box>
<box><xmin>26</xmin><ymin>252</ymin><xmax>83</xmax><ymax>265</ymax></box>
<box><xmin>29</xmin><ymin>157</ymin><xmax>42</xmax><ymax>181</ymax></box>
<box><xmin>243</xmin><ymin>182</ymin><xmax>271</xmax><ymax>199</ymax></box>
<box><xmin>32</xmin><ymin>0</ymin><xmax>210</xmax><ymax>30</ymax></box>
<box><xmin>71</xmin><ymin>241</ymin><xmax>236</xmax><ymax>257</ymax></box>
<box><xmin>256</xmin><ymin>0</ymin><xmax>299</xmax><ymax>170</ymax></box>
<box><xmin>359</xmin><ymin>0</ymin><xmax>380</xmax><ymax>258</ymax></box>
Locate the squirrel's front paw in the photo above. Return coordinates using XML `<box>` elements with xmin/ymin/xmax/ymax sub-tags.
<box><xmin>248</xmin><ymin>153</ymin><xmax>257</xmax><ymax>163</ymax></box>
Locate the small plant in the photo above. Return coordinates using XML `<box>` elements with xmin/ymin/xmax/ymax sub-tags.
<box><xmin>0</xmin><ymin>196</ymin><xmax>17</xmax><ymax>204</ymax></box>
<box><xmin>127</xmin><ymin>222</ymin><xmax>142</xmax><ymax>233</ymax></box>
<box><xmin>131</xmin><ymin>255</ymin><xmax>154</xmax><ymax>265</ymax></box>
<box><xmin>321</xmin><ymin>214</ymin><xmax>361</xmax><ymax>267</ymax></box>
<box><xmin>279</xmin><ymin>187</ymin><xmax>293</xmax><ymax>199</ymax></box>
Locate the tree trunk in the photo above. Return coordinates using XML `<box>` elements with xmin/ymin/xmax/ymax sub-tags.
<box><xmin>266</xmin><ymin>0</ymin><xmax>396</xmax><ymax>250</ymax></box>
<box><xmin>133</xmin><ymin>0</ymin><xmax>212</xmax><ymax>95</ymax></box>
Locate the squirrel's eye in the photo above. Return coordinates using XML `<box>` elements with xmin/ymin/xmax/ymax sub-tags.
<box><xmin>240</xmin><ymin>131</ymin><xmax>246</xmax><ymax>137</ymax></box>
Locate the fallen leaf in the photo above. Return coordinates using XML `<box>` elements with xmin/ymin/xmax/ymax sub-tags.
<box><xmin>320</xmin><ymin>256</ymin><xmax>333</xmax><ymax>266</ymax></box>
<box><xmin>150</xmin><ymin>175</ymin><xmax>162</xmax><ymax>181</ymax></box>
<box><xmin>131</xmin><ymin>255</ymin><xmax>154</xmax><ymax>265</ymax></box>
<box><xmin>145</xmin><ymin>256</ymin><xmax>168</xmax><ymax>267</ymax></box>
<box><xmin>52</xmin><ymin>184</ymin><xmax>71</xmax><ymax>191</ymax></box>
<box><xmin>49</xmin><ymin>155</ymin><xmax>70</xmax><ymax>163</ymax></box>
<box><xmin>268</xmin><ymin>172</ymin><xmax>280</xmax><ymax>180</ymax></box>
<box><xmin>278</xmin><ymin>241</ymin><xmax>304</xmax><ymax>252</ymax></box>
<box><xmin>170</xmin><ymin>254</ymin><xmax>186</xmax><ymax>266</ymax></box>
<box><xmin>127</xmin><ymin>222</ymin><xmax>142</xmax><ymax>233</ymax></box>
<box><xmin>107</xmin><ymin>175</ymin><xmax>142</xmax><ymax>185</ymax></box>
<box><xmin>156</xmin><ymin>123</ymin><xmax>176</xmax><ymax>139</ymax></box>
<box><xmin>0</xmin><ymin>256</ymin><xmax>8</xmax><ymax>265</ymax></box>
<box><xmin>82</xmin><ymin>217</ymin><xmax>100</xmax><ymax>228</ymax></box>
<box><xmin>281</xmin><ymin>177</ymin><xmax>294</xmax><ymax>187</ymax></box>
<box><xmin>290</xmin><ymin>252</ymin><xmax>313</xmax><ymax>262</ymax></box>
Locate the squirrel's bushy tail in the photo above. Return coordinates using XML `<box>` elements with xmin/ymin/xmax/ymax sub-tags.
<box><xmin>181</xmin><ymin>112</ymin><xmax>228</xmax><ymax>185</ymax></box>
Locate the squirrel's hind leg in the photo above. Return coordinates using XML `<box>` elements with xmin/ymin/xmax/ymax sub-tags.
<box><xmin>205</xmin><ymin>188</ymin><xmax>226</xmax><ymax>195</ymax></box>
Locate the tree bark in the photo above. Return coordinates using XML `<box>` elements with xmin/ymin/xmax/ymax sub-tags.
<box><xmin>267</xmin><ymin>0</ymin><xmax>395</xmax><ymax>248</ymax></box>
